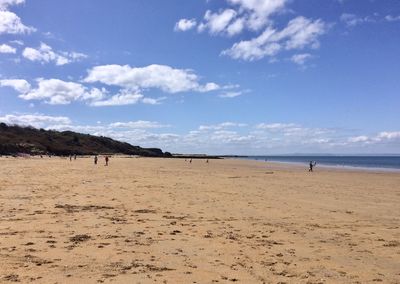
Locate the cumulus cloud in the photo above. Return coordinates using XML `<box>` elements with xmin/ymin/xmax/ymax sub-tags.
<box><xmin>1</xmin><ymin>62</ymin><xmax>229</xmax><ymax>106</ymax></box>
<box><xmin>198</xmin><ymin>9</ymin><xmax>238</xmax><ymax>35</ymax></box>
<box><xmin>0</xmin><ymin>114</ymin><xmax>71</xmax><ymax>128</ymax></box>
<box><xmin>84</xmin><ymin>64</ymin><xmax>221</xmax><ymax>94</ymax></box>
<box><xmin>2</xmin><ymin>113</ymin><xmax>397</xmax><ymax>154</ymax></box>
<box><xmin>0</xmin><ymin>78</ymin><xmax>108</xmax><ymax>105</ymax></box>
<box><xmin>0</xmin><ymin>1</ymin><xmax>35</xmax><ymax>35</ymax></box>
<box><xmin>227</xmin><ymin>0</ymin><xmax>287</xmax><ymax>30</ymax></box>
<box><xmin>377</xmin><ymin>131</ymin><xmax>400</xmax><ymax>140</ymax></box>
<box><xmin>19</xmin><ymin>79</ymin><xmax>88</xmax><ymax>104</ymax></box>
<box><xmin>7</xmin><ymin>78</ymin><xmax>106</xmax><ymax>105</ymax></box>
<box><xmin>0</xmin><ymin>0</ymin><xmax>25</xmax><ymax>9</ymax></box>
<box><xmin>174</xmin><ymin>18</ymin><xmax>197</xmax><ymax>31</ymax></box>
<box><xmin>0</xmin><ymin>43</ymin><xmax>16</xmax><ymax>53</ymax></box>
<box><xmin>348</xmin><ymin>135</ymin><xmax>370</xmax><ymax>143</ymax></box>
<box><xmin>90</xmin><ymin>89</ymin><xmax>144</xmax><ymax>107</ymax></box>
<box><xmin>176</xmin><ymin>1</ymin><xmax>329</xmax><ymax>62</ymax></box>
<box><xmin>222</xmin><ymin>16</ymin><xmax>326</xmax><ymax>61</ymax></box>
<box><xmin>0</xmin><ymin>10</ymin><xmax>35</xmax><ymax>34</ymax></box>
<box><xmin>22</xmin><ymin>43</ymin><xmax>87</xmax><ymax>65</ymax></box>
<box><xmin>0</xmin><ymin>78</ymin><xmax>31</xmax><ymax>93</ymax></box>
<box><xmin>196</xmin><ymin>0</ymin><xmax>287</xmax><ymax>36</ymax></box>
<box><xmin>347</xmin><ymin>132</ymin><xmax>400</xmax><ymax>145</ymax></box>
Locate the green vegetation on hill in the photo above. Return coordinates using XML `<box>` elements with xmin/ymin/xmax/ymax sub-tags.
<box><xmin>0</xmin><ymin>123</ymin><xmax>170</xmax><ymax>157</ymax></box>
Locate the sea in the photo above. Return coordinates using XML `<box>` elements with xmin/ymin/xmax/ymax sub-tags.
<box><xmin>240</xmin><ymin>156</ymin><xmax>400</xmax><ymax>171</ymax></box>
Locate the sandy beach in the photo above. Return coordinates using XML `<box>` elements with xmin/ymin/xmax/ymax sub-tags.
<box><xmin>0</xmin><ymin>156</ymin><xmax>399</xmax><ymax>283</ymax></box>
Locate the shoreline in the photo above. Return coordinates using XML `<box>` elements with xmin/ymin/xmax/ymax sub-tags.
<box><xmin>230</xmin><ymin>157</ymin><xmax>400</xmax><ymax>173</ymax></box>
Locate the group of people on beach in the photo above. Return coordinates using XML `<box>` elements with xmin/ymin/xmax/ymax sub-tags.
<box><xmin>69</xmin><ymin>154</ymin><xmax>110</xmax><ymax>166</ymax></box>
<box><xmin>184</xmin><ymin>158</ymin><xmax>209</xmax><ymax>164</ymax></box>
<box><xmin>94</xmin><ymin>155</ymin><xmax>109</xmax><ymax>166</ymax></box>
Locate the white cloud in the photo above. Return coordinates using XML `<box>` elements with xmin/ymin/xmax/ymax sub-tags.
<box><xmin>199</xmin><ymin>122</ymin><xmax>247</xmax><ymax>131</ymax></box>
<box><xmin>176</xmin><ymin>1</ymin><xmax>329</xmax><ymax>63</ymax></box>
<box><xmin>377</xmin><ymin>131</ymin><xmax>400</xmax><ymax>140</ymax></box>
<box><xmin>385</xmin><ymin>15</ymin><xmax>400</xmax><ymax>22</ymax></box>
<box><xmin>81</xmin><ymin>87</ymin><xmax>107</xmax><ymax>102</ymax></box>
<box><xmin>2</xmin><ymin>62</ymin><xmax>225</xmax><ymax>106</ymax></box>
<box><xmin>2</xmin><ymin>114</ymin><xmax>396</xmax><ymax>154</ymax></box>
<box><xmin>174</xmin><ymin>18</ymin><xmax>197</xmax><ymax>31</ymax></box>
<box><xmin>340</xmin><ymin>13</ymin><xmax>375</xmax><ymax>27</ymax></box>
<box><xmin>84</xmin><ymin>64</ymin><xmax>220</xmax><ymax>93</ymax></box>
<box><xmin>227</xmin><ymin>0</ymin><xmax>287</xmax><ymax>31</ymax></box>
<box><xmin>222</xmin><ymin>16</ymin><xmax>326</xmax><ymax>61</ymax></box>
<box><xmin>197</xmin><ymin>0</ymin><xmax>287</xmax><ymax>36</ymax></box>
<box><xmin>197</xmin><ymin>82</ymin><xmax>221</xmax><ymax>92</ymax></box>
<box><xmin>142</xmin><ymin>96</ymin><xmax>166</xmax><ymax>105</ymax></box>
<box><xmin>219</xmin><ymin>91</ymin><xmax>243</xmax><ymax>98</ymax></box>
<box><xmin>198</xmin><ymin>9</ymin><xmax>238</xmax><ymax>35</ymax></box>
<box><xmin>0</xmin><ymin>0</ymin><xmax>24</xmax><ymax>9</ymax></box>
<box><xmin>109</xmin><ymin>120</ymin><xmax>170</xmax><ymax>129</ymax></box>
<box><xmin>9</xmin><ymin>39</ymin><xmax>23</xmax><ymax>45</ymax></box>
<box><xmin>256</xmin><ymin>122</ymin><xmax>296</xmax><ymax>130</ymax></box>
<box><xmin>0</xmin><ymin>79</ymin><xmax>31</xmax><ymax>93</ymax></box>
<box><xmin>90</xmin><ymin>89</ymin><xmax>144</xmax><ymax>107</ymax></box>
<box><xmin>348</xmin><ymin>135</ymin><xmax>370</xmax><ymax>143</ymax></box>
<box><xmin>291</xmin><ymin>53</ymin><xmax>312</xmax><ymax>65</ymax></box>
<box><xmin>0</xmin><ymin>114</ymin><xmax>71</xmax><ymax>128</ymax></box>
<box><xmin>0</xmin><ymin>43</ymin><xmax>16</xmax><ymax>53</ymax></box>
<box><xmin>19</xmin><ymin>79</ymin><xmax>88</xmax><ymax>105</ymax></box>
<box><xmin>0</xmin><ymin>10</ymin><xmax>35</xmax><ymax>34</ymax></box>
<box><xmin>22</xmin><ymin>43</ymin><xmax>87</xmax><ymax>65</ymax></box>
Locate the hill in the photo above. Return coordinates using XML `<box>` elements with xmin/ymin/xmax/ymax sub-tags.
<box><xmin>0</xmin><ymin>123</ymin><xmax>170</xmax><ymax>157</ymax></box>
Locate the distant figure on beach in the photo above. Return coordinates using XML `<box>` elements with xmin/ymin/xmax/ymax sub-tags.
<box><xmin>74</xmin><ymin>154</ymin><xmax>77</xmax><ymax>160</ymax></box>
<box><xmin>94</xmin><ymin>156</ymin><xmax>98</xmax><ymax>165</ymax></box>
<box><xmin>69</xmin><ymin>155</ymin><xmax>72</xmax><ymax>161</ymax></box>
<box><xmin>105</xmin><ymin>156</ymin><xmax>109</xmax><ymax>166</ymax></box>
<box><xmin>206</xmin><ymin>159</ymin><xmax>209</xmax><ymax>163</ymax></box>
<box><xmin>309</xmin><ymin>161</ymin><xmax>317</xmax><ymax>172</ymax></box>
<box><xmin>190</xmin><ymin>159</ymin><xmax>192</xmax><ymax>164</ymax></box>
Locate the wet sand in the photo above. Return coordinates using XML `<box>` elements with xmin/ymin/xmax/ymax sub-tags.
<box><xmin>0</xmin><ymin>157</ymin><xmax>399</xmax><ymax>283</ymax></box>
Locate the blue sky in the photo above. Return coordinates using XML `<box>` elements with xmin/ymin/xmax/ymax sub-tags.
<box><xmin>0</xmin><ymin>0</ymin><xmax>399</xmax><ymax>154</ymax></box>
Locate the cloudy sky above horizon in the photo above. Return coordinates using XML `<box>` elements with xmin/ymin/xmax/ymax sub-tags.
<box><xmin>0</xmin><ymin>0</ymin><xmax>399</xmax><ymax>154</ymax></box>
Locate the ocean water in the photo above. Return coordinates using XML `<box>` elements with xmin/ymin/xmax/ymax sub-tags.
<box><xmin>242</xmin><ymin>156</ymin><xmax>400</xmax><ymax>171</ymax></box>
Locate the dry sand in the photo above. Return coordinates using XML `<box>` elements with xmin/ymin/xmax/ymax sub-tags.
<box><xmin>0</xmin><ymin>156</ymin><xmax>399</xmax><ymax>283</ymax></box>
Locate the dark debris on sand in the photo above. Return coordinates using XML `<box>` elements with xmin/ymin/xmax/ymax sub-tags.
<box><xmin>69</xmin><ymin>234</ymin><xmax>91</xmax><ymax>243</ymax></box>
<box><xmin>55</xmin><ymin>204</ymin><xmax>114</xmax><ymax>213</ymax></box>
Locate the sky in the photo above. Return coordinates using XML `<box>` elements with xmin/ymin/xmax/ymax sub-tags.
<box><xmin>0</xmin><ymin>0</ymin><xmax>399</xmax><ymax>155</ymax></box>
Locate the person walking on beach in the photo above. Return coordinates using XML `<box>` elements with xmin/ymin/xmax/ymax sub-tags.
<box><xmin>105</xmin><ymin>156</ymin><xmax>109</xmax><ymax>166</ymax></box>
<box><xmin>189</xmin><ymin>159</ymin><xmax>192</xmax><ymax>164</ymax></box>
<box><xmin>309</xmin><ymin>161</ymin><xmax>316</xmax><ymax>172</ymax></box>
<box><xmin>94</xmin><ymin>155</ymin><xmax>98</xmax><ymax>165</ymax></box>
<box><xmin>69</xmin><ymin>155</ymin><xmax>72</xmax><ymax>161</ymax></box>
